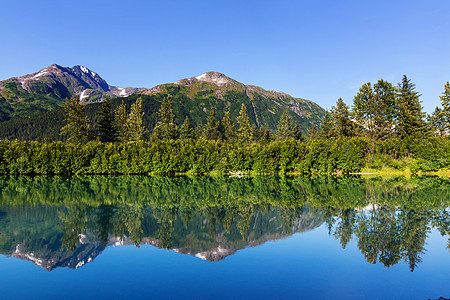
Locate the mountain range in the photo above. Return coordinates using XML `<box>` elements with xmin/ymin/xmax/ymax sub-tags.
<box><xmin>0</xmin><ymin>64</ymin><xmax>326</xmax><ymax>140</ymax></box>
<box><xmin>2</xmin><ymin>204</ymin><xmax>323</xmax><ymax>271</ymax></box>
<box><xmin>0</xmin><ymin>64</ymin><xmax>143</xmax><ymax>121</ymax></box>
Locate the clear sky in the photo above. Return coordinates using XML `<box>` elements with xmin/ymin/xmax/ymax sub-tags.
<box><xmin>1</xmin><ymin>0</ymin><xmax>449</xmax><ymax>113</ymax></box>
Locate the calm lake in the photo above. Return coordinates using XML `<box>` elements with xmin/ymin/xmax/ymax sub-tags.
<box><xmin>0</xmin><ymin>175</ymin><xmax>449</xmax><ymax>299</ymax></box>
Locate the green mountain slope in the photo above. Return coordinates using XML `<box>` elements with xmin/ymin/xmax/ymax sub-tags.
<box><xmin>0</xmin><ymin>71</ymin><xmax>325</xmax><ymax>141</ymax></box>
<box><xmin>0</xmin><ymin>64</ymin><xmax>143</xmax><ymax>122</ymax></box>
<box><xmin>141</xmin><ymin>71</ymin><xmax>325</xmax><ymax>131</ymax></box>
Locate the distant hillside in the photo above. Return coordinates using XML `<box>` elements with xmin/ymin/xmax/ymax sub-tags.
<box><xmin>0</xmin><ymin>64</ymin><xmax>143</xmax><ymax>122</ymax></box>
<box><xmin>0</xmin><ymin>71</ymin><xmax>325</xmax><ymax>141</ymax></box>
<box><xmin>140</xmin><ymin>71</ymin><xmax>325</xmax><ymax>131</ymax></box>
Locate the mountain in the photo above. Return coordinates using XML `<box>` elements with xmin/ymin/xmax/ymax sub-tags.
<box><xmin>140</xmin><ymin>71</ymin><xmax>325</xmax><ymax>130</ymax></box>
<box><xmin>0</xmin><ymin>64</ymin><xmax>143</xmax><ymax>121</ymax></box>
<box><xmin>0</xmin><ymin>70</ymin><xmax>326</xmax><ymax>140</ymax></box>
<box><xmin>0</xmin><ymin>203</ymin><xmax>324</xmax><ymax>270</ymax></box>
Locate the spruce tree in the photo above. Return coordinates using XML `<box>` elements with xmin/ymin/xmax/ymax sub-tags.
<box><xmin>202</xmin><ymin>110</ymin><xmax>223</xmax><ymax>140</ymax></box>
<box><xmin>126</xmin><ymin>97</ymin><xmax>145</xmax><ymax>142</ymax></box>
<box><xmin>222</xmin><ymin>111</ymin><xmax>236</xmax><ymax>141</ymax></box>
<box><xmin>179</xmin><ymin>117</ymin><xmax>196</xmax><ymax>140</ymax></box>
<box><xmin>153</xmin><ymin>95</ymin><xmax>179</xmax><ymax>140</ymax></box>
<box><xmin>96</xmin><ymin>97</ymin><xmax>116</xmax><ymax>142</ymax></box>
<box><xmin>114</xmin><ymin>101</ymin><xmax>128</xmax><ymax>142</ymax></box>
<box><xmin>439</xmin><ymin>82</ymin><xmax>450</xmax><ymax>131</ymax></box>
<box><xmin>236</xmin><ymin>104</ymin><xmax>252</xmax><ymax>141</ymax></box>
<box><xmin>331</xmin><ymin>98</ymin><xmax>354</xmax><ymax>137</ymax></box>
<box><xmin>396</xmin><ymin>76</ymin><xmax>427</xmax><ymax>138</ymax></box>
<box><xmin>60</xmin><ymin>96</ymin><xmax>92</xmax><ymax>143</ymax></box>
<box><xmin>276</xmin><ymin>110</ymin><xmax>296</xmax><ymax>140</ymax></box>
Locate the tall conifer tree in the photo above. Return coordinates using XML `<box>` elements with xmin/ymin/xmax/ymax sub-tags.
<box><xmin>396</xmin><ymin>76</ymin><xmax>427</xmax><ymax>138</ymax></box>
<box><xmin>293</xmin><ymin>122</ymin><xmax>304</xmax><ymax>141</ymax></box>
<box><xmin>439</xmin><ymin>81</ymin><xmax>450</xmax><ymax>131</ymax></box>
<box><xmin>428</xmin><ymin>107</ymin><xmax>446</xmax><ymax>136</ymax></box>
<box><xmin>96</xmin><ymin>97</ymin><xmax>116</xmax><ymax>142</ymax></box>
<box><xmin>276</xmin><ymin>110</ymin><xmax>296</xmax><ymax>140</ymax></box>
<box><xmin>180</xmin><ymin>117</ymin><xmax>196</xmax><ymax>140</ymax></box>
<box><xmin>153</xmin><ymin>95</ymin><xmax>179</xmax><ymax>140</ymax></box>
<box><xmin>352</xmin><ymin>80</ymin><xmax>396</xmax><ymax>140</ymax></box>
<box><xmin>236</xmin><ymin>104</ymin><xmax>252</xmax><ymax>140</ymax></box>
<box><xmin>318</xmin><ymin>111</ymin><xmax>333</xmax><ymax>139</ymax></box>
<box><xmin>114</xmin><ymin>101</ymin><xmax>128</xmax><ymax>142</ymax></box>
<box><xmin>222</xmin><ymin>111</ymin><xmax>236</xmax><ymax>141</ymax></box>
<box><xmin>126</xmin><ymin>97</ymin><xmax>145</xmax><ymax>142</ymax></box>
<box><xmin>60</xmin><ymin>96</ymin><xmax>92</xmax><ymax>143</ymax></box>
<box><xmin>331</xmin><ymin>98</ymin><xmax>354</xmax><ymax>137</ymax></box>
<box><xmin>202</xmin><ymin>110</ymin><xmax>222</xmax><ymax>140</ymax></box>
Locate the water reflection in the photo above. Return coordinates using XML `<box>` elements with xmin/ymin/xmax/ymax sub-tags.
<box><xmin>0</xmin><ymin>176</ymin><xmax>449</xmax><ymax>271</ymax></box>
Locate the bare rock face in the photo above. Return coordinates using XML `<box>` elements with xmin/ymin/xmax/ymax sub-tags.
<box><xmin>11</xmin><ymin>240</ymin><xmax>105</xmax><ymax>272</ymax></box>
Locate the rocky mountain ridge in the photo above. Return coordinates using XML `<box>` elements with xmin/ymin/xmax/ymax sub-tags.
<box><xmin>140</xmin><ymin>71</ymin><xmax>325</xmax><ymax>129</ymax></box>
<box><xmin>0</xmin><ymin>64</ymin><xmax>144</xmax><ymax>121</ymax></box>
<box><xmin>0</xmin><ymin>67</ymin><xmax>325</xmax><ymax>138</ymax></box>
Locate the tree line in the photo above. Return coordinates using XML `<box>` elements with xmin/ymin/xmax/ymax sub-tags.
<box><xmin>62</xmin><ymin>75</ymin><xmax>450</xmax><ymax>144</ymax></box>
<box><xmin>1</xmin><ymin>175</ymin><xmax>449</xmax><ymax>271</ymax></box>
<box><xmin>61</xmin><ymin>94</ymin><xmax>304</xmax><ymax>144</ymax></box>
<box><xmin>315</xmin><ymin>76</ymin><xmax>450</xmax><ymax>140</ymax></box>
<box><xmin>1</xmin><ymin>75</ymin><xmax>450</xmax><ymax>175</ymax></box>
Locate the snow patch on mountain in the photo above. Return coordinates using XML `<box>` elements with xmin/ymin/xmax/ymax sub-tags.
<box><xmin>80</xmin><ymin>90</ymin><xmax>89</xmax><ymax>101</ymax></box>
<box><xmin>195</xmin><ymin>72</ymin><xmax>230</xmax><ymax>86</ymax></box>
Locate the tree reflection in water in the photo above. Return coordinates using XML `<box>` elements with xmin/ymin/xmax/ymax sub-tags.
<box><xmin>0</xmin><ymin>175</ymin><xmax>448</xmax><ymax>271</ymax></box>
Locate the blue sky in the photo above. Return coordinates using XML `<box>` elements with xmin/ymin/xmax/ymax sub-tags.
<box><xmin>1</xmin><ymin>0</ymin><xmax>449</xmax><ymax>113</ymax></box>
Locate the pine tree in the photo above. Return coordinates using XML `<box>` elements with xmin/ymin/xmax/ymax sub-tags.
<box><xmin>276</xmin><ymin>110</ymin><xmax>296</xmax><ymax>140</ymax></box>
<box><xmin>396</xmin><ymin>76</ymin><xmax>427</xmax><ymax>138</ymax></box>
<box><xmin>114</xmin><ymin>101</ymin><xmax>128</xmax><ymax>142</ymax></box>
<box><xmin>60</xmin><ymin>96</ymin><xmax>92</xmax><ymax>143</ymax></box>
<box><xmin>331</xmin><ymin>98</ymin><xmax>354</xmax><ymax>137</ymax></box>
<box><xmin>153</xmin><ymin>95</ymin><xmax>179</xmax><ymax>140</ymax></box>
<box><xmin>126</xmin><ymin>97</ymin><xmax>145</xmax><ymax>142</ymax></box>
<box><xmin>222</xmin><ymin>111</ymin><xmax>236</xmax><ymax>141</ymax></box>
<box><xmin>202</xmin><ymin>110</ymin><xmax>223</xmax><ymax>140</ymax></box>
<box><xmin>439</xmin><ymin>81</ymin><xmax>450</xmax><ymax>131</ymax></box>
<box><xmin>179</xmin><ymin>117</ymin><xmax>196</xmax><ymax>140</ymax></box>
<box><xmin>318</xmin><ymin>111</ymin><xmax>333</xmax><ymax>139</ymax></box>
<box><xmin>96</xmin><ymin>97</ymin><xmax>116</xmax><ymax>142</ymax></box>
<box><xmin>236</xmin><ymin>104</ymin><xmax>252</xmax><ymax>140</ymax></box>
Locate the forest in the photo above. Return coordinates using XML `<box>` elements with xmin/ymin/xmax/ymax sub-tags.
<box><xmin>0</xmin><ymin>75</ymin><xmax>450</xmax><ymax>175</ymax></box>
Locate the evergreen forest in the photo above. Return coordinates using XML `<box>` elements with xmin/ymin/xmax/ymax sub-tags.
<box><xmin>1</xmin><ymin>76</ymin><xmax>450</xmax><ymax>175</ymax></box>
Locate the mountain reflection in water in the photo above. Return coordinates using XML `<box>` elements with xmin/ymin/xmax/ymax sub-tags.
<box><xmin>0</xmin><ymin>175</ymin><xmax>449</xmax><ymax>272</ymax></box>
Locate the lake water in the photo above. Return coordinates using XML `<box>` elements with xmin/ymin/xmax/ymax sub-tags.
<box><xmin>0</xmin><ymin>175</ymin><xmax>449</xmax><ymax>299</ymax></box>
